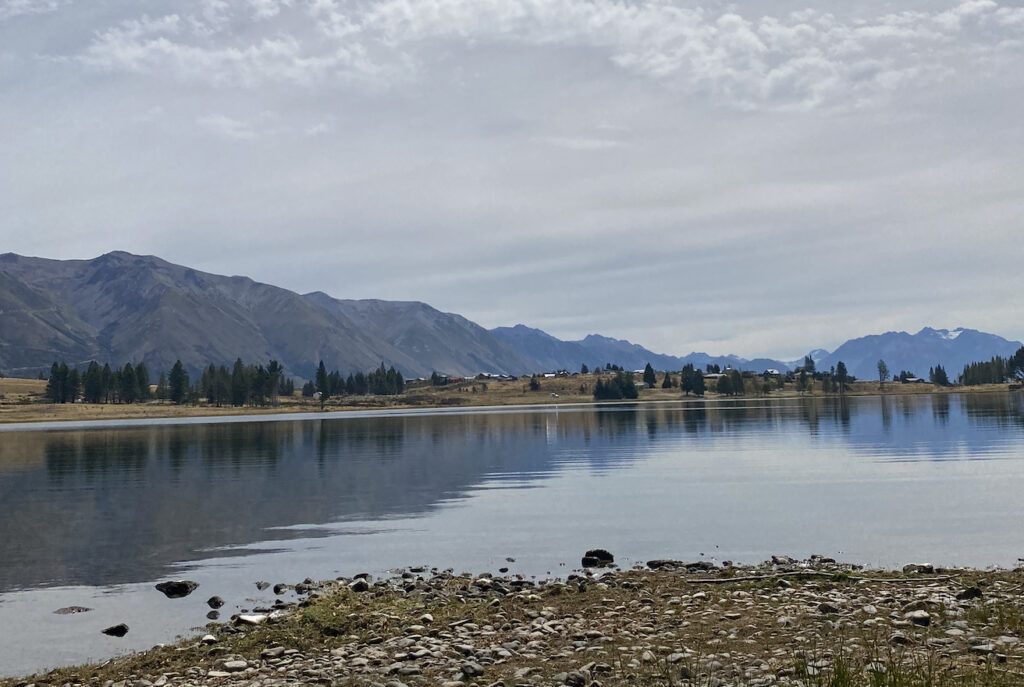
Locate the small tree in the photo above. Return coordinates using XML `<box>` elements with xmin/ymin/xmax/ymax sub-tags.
<box><xmin>315</xmin><ymin>361</ymin><xmax>329</xmax><ymax>409</ymax></box>
<box><xmin>642</xmin><ymin>363</ymin><xmax>656</xmax><ymax>389</ymax></box>
<box><xmin>580</xmin><ymin>363</ymin><xmax>589</xmax><ymax>374</ymax></box>
<box><xmin>661</xmin><ymin>372</ymin><xmax>673</xmax><ymax>389</ymax></box>
<box><xmin>529</xmin><ymin>374</ymin><xmax>541</xmax><ymax>391</ymax></box>
<box><xmin>877</xmin><ymin>359</ymin><xmax>889</xmax><ymax>391</ymax></box>
<box><xmin>836</xmin><ymin>361</ymin><xmax>849</xmax><ymax>394</ymax></box>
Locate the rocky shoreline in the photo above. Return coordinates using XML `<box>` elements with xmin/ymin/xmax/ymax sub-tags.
<box><xmin>6</xmin><ymin>555</ymin><xmax>1024</xmax><ymax>687</ymax></box>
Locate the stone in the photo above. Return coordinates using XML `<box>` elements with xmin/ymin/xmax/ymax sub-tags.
<box><xmin>54</xmin><ymin>606</ymin><xmax>92</xmax><ymax>615</ymax></box>
<box><xmin>582</xmin><ymin>549</ymin><xmax>614</xmax><ymax>568</ymax></box>
<box><xmin>647</xmin><ymin>560</ymin><xmax>683</xmax><ymax>570</ymax></box>
<box><xmin>889</xmin><ymin>632</ymin><xmax>910</xmax><ymax>646</ymax></box>
<box><xmin>235</xmin><ymin>614</ymin><xmax>268</xmax><ymax>625</ymax></box>
<box><xmin>905</xmin><ymin>610</ymin><xmax>931</xmax><ymax>626</ymax></box>
<box><xmin>902</xmin><ymin>564</ymin><xmax>934</xmax><ymax>575</ymax></box>
<box><xmin>273</xmin><ymin>583</ymin><xmax>287</xmax><ymax>595</ymax></box>
<box><xmin>221</xmin><ymin>660</ymin><xmax>248</xmax><ymax>672</ymax></box>
<box><xmin>817</xmin><ymin>602</ymin><xmax>840</xmax><ymax>614</ymax></box>
<box><xmin>155</xmin><ymin>580</ymin><xmax>198</xmax><ymax>598</ymax></box>
<box><xmin>957</xmin><ymin>586</ymin><xmax>983</xmax><ymax>601</ymax></box>
<box><xmin>200</xmin><ymin>635</ymin><xmax>217</xmax><ymax>644</ymax></box>
<box><xmin>102</xmin><ymin>623</ymin><xmax>129</xmax><ymax>637</ymax></box>
<box><xmin>461</xmin><ymin>661</ymin><xmax>484</xmax><ymax>677</ymax></box>
<box><xmin>206</xmin><ymin>610</ymin><xmax>220</xmax><ymax>620</ymax></box>
<box><xmin>207</xmin><ymin>596</ymin><xmax>225</xmax><ymax>609</ymax></box>
<box><xmin>255</xmin><ymin>581</ymin><xmax>269</xmax><ymax>591</ymax></box>
<box><xmin>349</xmin><ymin>579</ymin><xmax>370</xmax><ymax>593</ymax></box>
<box><xmin>261</xmin><ymin>646</ymin><xmax>286</xmax><ymax>659</ymax></box>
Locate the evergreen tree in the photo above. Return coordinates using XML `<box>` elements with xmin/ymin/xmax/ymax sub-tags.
<box><xmin>529</xmin><ymin>374</ymin><xmax>541</xmax><ymax>391</ymax></box>
<box><xmin>231</xmin><ymin>358</ymin><xmax>249</xmax><ymax>406</ymax></box>
<box><xmin>661</xmin><ymin>371</ymin><xmax>674</xmax><ymax>389</ymax></box>
<box><xmin>642</xmin><ymin>363</ymin><xmax>656</xmax><ymax>388</ymax></box>
<box><xmin>930</xmin><ymin>364</ymin><xmax>951</xmax><ymax>386</ymax></box>
<box><xmin>83</xmin><ymin>361</ymin><xmax>104</xmax><ymax>403</ymax></box>
<box><xmin>835</xmin><ymin>361</ymin><xmax>849</xmax><ymax>394</ymax></box>
<box><xmin>101</xmin><ymin>363</ymin><xmax>114</xmax><ymax>403</ymax></box>
<box><xmin>716</xmin><ymin>374</ymin><xmax>732</xmax><ymax>396</ymax></box>
<box><xmin>120</xmin><ymin>363</ymin><xmax>138</xmax><ymax>404</ymax></box>
<box><xmin>580</xmin><ymin>363</ymin><xmax>589</xmax><ymax>374</ymax></box>
<box><xmin>315</xmin><ymin>361</ymin><xmax>329</xmax><ymax>409</ymax></box>
<box><xmin>135</xmin><ymin>362</ymin><xmax>151</xmax><ymax>400</ymax></box>
<box><xmin>168</xmin><ymin>360</ymin><xmax>188</xmax><ymax>405</ymax></box>
<box><xmin>45</xmin><ymin>362</ymin><xmax>70</xmax><ymax>403</ymax></box>
<box><xmin>877</xmin><ymin>359</ymin><xmax>889</xmax><ymax>390</ymax></box>
<box><xmin>66</xmin><ymin>368</ymin><xmax>81</xmax><ymax>403</ymax></box>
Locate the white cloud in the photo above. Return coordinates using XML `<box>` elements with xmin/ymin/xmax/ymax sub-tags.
<box><xmin>249</xmin><ymin>0</ymin><xmax>291</xmax><ymax>20</ymax></box>
<box><xmin>65</xmin><ymin>0</ymin><xmax>1024</xmax><ymax>111</ymax></box>
<box><xmin>0</xmin><ymin>0</ymin><xmax>64</xmax><ymax>21</ymax></box>
<box><xmin>196</xmin><ymin>113</ymin><xmax>257</xmax><ymax>139</ymax></box>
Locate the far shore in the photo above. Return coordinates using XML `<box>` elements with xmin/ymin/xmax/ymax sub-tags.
<box><xmin>1</xmin><ymin>374</ymin><xmax>1017</xmax><ymax>426</ymax></box>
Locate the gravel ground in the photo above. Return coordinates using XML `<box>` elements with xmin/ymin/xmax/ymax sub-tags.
<box><xmin>7</xmin><ymin>556</ymin><xmax>1024</xmax><ymax>687</ymax></box>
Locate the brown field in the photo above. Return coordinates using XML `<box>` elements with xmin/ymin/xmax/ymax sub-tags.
<box><xmin>0</xmin><ymin>374</ymin><xmax>1016</xmax><ymax>425</ymax></box>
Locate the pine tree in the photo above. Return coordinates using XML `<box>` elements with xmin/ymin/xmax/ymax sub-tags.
<box><xmin>315</xmin><ymin>361</ymin><xmax>329</xmax><ymax>409</ymax></box>
<box><xmin>642</xmin><ymin>363</ymin><xmax>656</xmax><ymax>389</ymax></box>
<box><xmin>168</xmin><ymin>361</ymin><xmax>188</xmax><ymax>405</ymax></box>
<box><xmin>661</xmin><ymin>372</ymin><xmax>673</xmax><ymax>389</ymax></box>
<box><xmin>135</xmin><ymin>362</ymin><xmax>151</xmax><ymax>400</ymax></box>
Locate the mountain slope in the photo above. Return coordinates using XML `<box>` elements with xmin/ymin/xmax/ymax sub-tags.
<box><xmin>0</xmin><ymin>252</ymin><xmax>533</xmax><ymax>379</ymax></box>
<box><xmin>816</xmin><ymin>327</ymin><xmax>1023</xmax><ymax>380</ymax></box>
<box><xmin>490</xmin><ymin>325</ymin><xmax>792</xmax><ymax>373</ymax></box>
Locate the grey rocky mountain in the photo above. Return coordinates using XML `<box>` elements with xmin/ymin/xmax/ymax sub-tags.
<box><xmin>811</xmin><ymin>327</ymin><xmax>1023</xmax><ymax>381</ymax></box>
<box><xmin>0</xmin><ymin>252</ymin><xmax>532</xmax><ymax>379</ymax></box>
<box><xmin>1</xmin><ymin>252</ymin><xmax>1018</xmax><ymax>384</ymax></box>
<box><xmin>489</xmin><ymin>325</ymin><xmax>792</xmax><ymax>373</ymax></box>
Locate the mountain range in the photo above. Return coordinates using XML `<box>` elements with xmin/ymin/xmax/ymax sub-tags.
<box><xmin>0</xmin><ymin>252</ymin><xmax>1019</xmax><ymax>382</ymax></box>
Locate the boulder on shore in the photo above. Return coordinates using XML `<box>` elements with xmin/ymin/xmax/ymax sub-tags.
<box><xmin>101</xmin><ymin>623</ymin><xmax>129</xmax><ymax>637</ymax></box>
<box><xmin>581</xmin><ymin>549</ymin><xmax>614</xmax><ymax>568</ymax></box>
<box><xmin>155</xmin><ymin>580</ymin><xmax>199</xmax><ymax>598</ymax></box>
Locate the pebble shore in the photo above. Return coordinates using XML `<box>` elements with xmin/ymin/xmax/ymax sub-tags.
<box><xmin>6</xmin><ymin>556</ymin><xmax>1024</xmax><ymax>687</ymax></box>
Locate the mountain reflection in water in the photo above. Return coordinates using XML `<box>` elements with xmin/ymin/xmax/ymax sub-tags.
<box><xmin>0</xmin><ymin>393</ymin><xmax>1022</xmax><ymax>593</ymax></box>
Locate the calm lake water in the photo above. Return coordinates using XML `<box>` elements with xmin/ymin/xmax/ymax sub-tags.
<box><xmin>1</xmin><ymin>394</ymin><xmax>1023</xmax><ymax>676</ymax></box>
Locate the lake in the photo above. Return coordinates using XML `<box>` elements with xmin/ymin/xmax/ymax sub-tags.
<box><xmin>1</xmin><ymin>393</ymin><xmax>1023</xmax><ymax>676</ymax></box>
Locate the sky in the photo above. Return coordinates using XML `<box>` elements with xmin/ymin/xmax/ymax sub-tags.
<box><xmin>2</xmin><ymin>0</ymin><xmax>1023</xmax><ymax>360</ymax></box>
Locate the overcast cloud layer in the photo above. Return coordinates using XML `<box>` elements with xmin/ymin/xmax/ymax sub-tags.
<box><xmin>2</xmin><ymin>0</ymin><xmax>1023</xmax><ymax>358</ymax></box>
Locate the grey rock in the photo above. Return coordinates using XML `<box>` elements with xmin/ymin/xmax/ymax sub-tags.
<box><xmin>102</xmin><ymin>623</ymin><xmax>129</xmax><ymax>637</ymax></box>
<box><xmin>155</xmin><ymin>580</ymin><xmax>198</xmax><ymax>598</ymax></box>
<box><xmin>54</xmin><ymin>606</ymin><xmax>92</xmax><ymax>615</ymax></box>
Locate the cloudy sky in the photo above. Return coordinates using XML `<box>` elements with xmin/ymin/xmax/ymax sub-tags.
<box><xmin>2</xmin><ymin>0</ymin><xmax>1023</xmax><ymax>359</ymax></box>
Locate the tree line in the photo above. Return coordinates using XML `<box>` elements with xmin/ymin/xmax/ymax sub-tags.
<box><xmin>43</xmin><ymin>357</ymin><xmax>407</xmax><ymax>407</ymax></box>
<box><xmin>45</xmin><ymin>361</ymin><xmax>154</xmax><ymax>404</ymax></box>
<box><xmin>302</xmin><ymin>361</ymin><xmax>405</xmax><ymax>408</ymax></box>
<box><xmin>959</xmin><ymin>347</ymin><xmax>1024</xmax><ymax>386</ymax></box>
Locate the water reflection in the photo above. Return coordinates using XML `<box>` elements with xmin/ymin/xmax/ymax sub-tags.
<box><xmin>0</xmin><ymin>393</ymin><xmax>1022</xmax><ymax>593</ymax></box>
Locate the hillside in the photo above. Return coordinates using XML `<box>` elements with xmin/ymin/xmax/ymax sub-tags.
<box><xmin>0</xmin><ymin>252</ymin><xmax>531</xmax><ymax>379</ymax></box>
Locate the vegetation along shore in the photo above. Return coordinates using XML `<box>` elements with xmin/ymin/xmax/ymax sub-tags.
<box><xmin>5</xmin><ymin>555</ymin><xmax>1024</xmax><ymax>687</ymax></box>
<box><xmin>1</xmin><ymin>350</ymin><xmax>1021</xmax><ymax>425</ymax></box>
